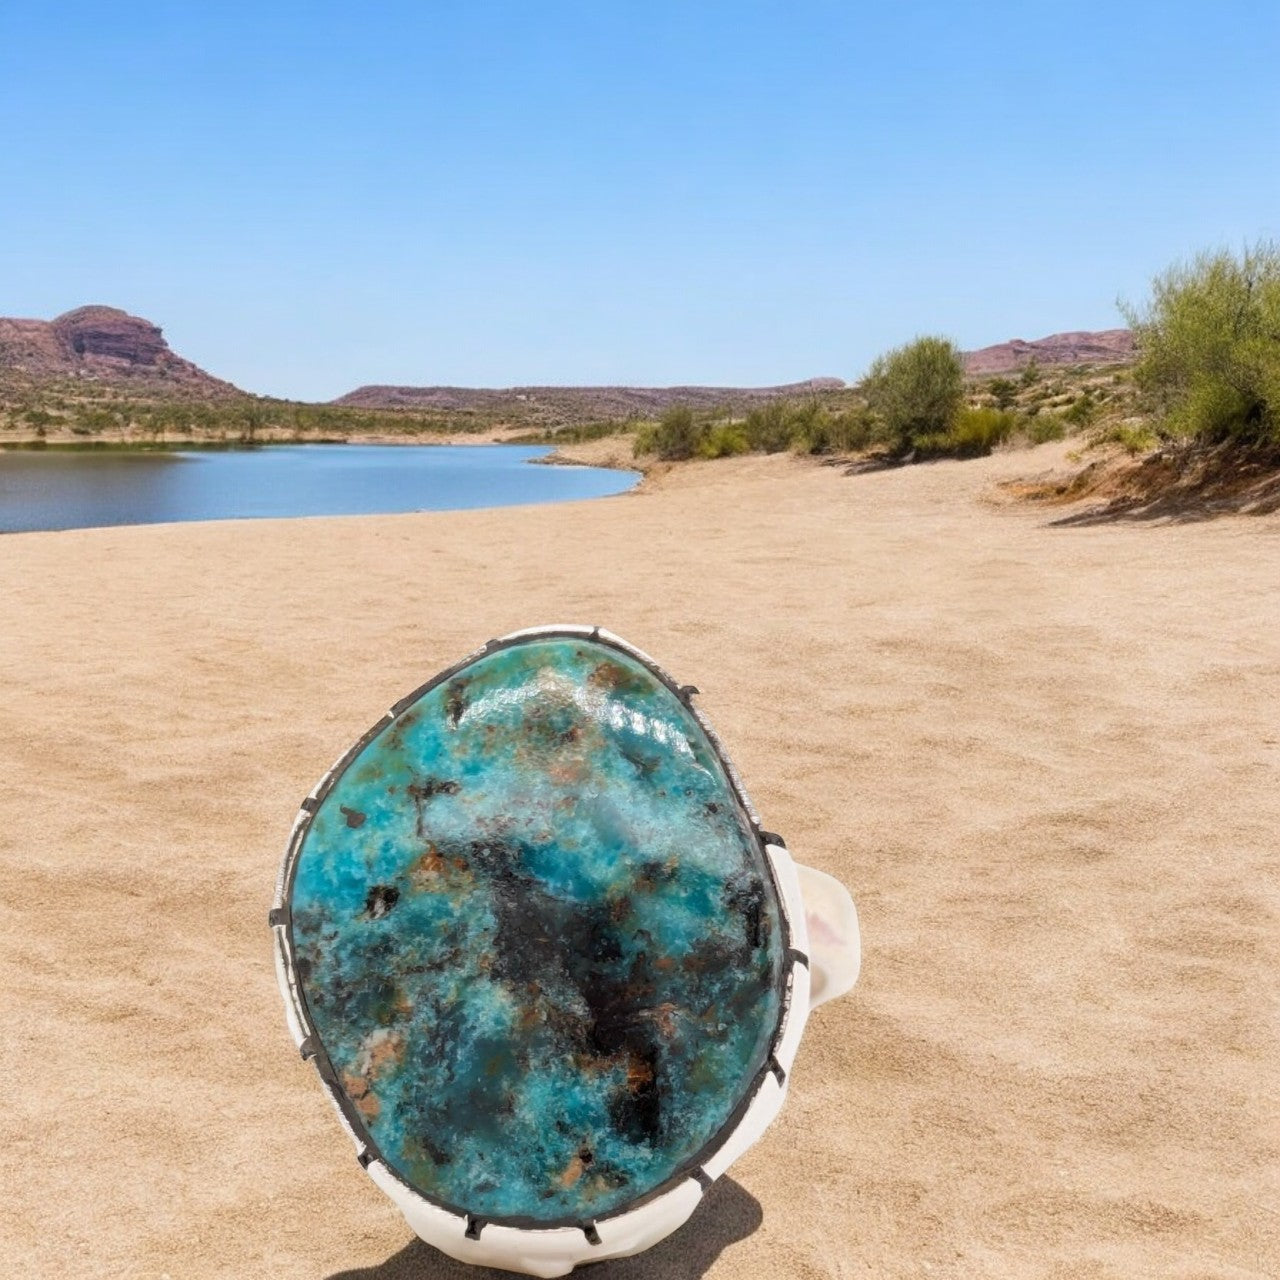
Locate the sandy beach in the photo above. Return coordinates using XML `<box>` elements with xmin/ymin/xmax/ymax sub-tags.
<box><xmin>3</xmin><ymin>445</ymin><xmax>1277</xmax><ymax>1279</ymax></box>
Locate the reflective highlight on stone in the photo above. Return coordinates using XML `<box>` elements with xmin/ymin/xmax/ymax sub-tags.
<box><xmin>289</xmin><ymin>636</ymin><xmax>784</xmax><ymax>1223</ymax></box>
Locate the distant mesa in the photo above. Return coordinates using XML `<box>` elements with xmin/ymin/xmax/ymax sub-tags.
<box><xmin>52</xmin><ymin>306</ymin><xmax>169</xmax><ymax>365</ymax></box>
<box><xmin>963</xmin><ymin>329</ymin><xmax>1134</xmax><ymax>376</ymax></box>
<box><xmin>0</xmin><ymin>305</ymin><xmax>242</xmax><ymax>397</ymax></box>
<box><xmin>334</xmin><ymin>377</ymin><xmax>847</xmax><ymax>420</ymax></box>
<box><xmin>335</xmin><ymin>334</ymin><xmax>1135</xmax><ymax>419</ymax></box>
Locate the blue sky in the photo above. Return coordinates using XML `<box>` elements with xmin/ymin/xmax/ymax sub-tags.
<box><xmin>1</xmin><ymin>2</ymin><xmax>1276</xmax><ymax>400</ymax></box>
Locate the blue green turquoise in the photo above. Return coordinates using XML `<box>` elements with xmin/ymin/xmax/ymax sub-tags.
<box><xmin>289</xmin><ymin>636</ymin><xmax>784</xmax><ymax>1223</ymax></box>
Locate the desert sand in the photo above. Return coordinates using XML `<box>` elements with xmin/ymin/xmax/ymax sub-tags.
<box><xmin>2</xmin><ymin>445</ymin><xmax>1277</xmax><ymax>1279</ymax></box>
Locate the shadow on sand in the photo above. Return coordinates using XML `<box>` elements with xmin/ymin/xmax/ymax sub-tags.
<box><xmin>324</xmin><ymin>1177</ymin><xmax>762</xmax><ymax>1280</ymax></box>
<box><xmin>1036</xmin><ymin>443</ymin><xmax>1280</xmax><ymax>526</ymax></box>
<box><xmin>1046</xmin><ymin>483</ymin><xmax>1280</xmax><ymax>526</ymax></box>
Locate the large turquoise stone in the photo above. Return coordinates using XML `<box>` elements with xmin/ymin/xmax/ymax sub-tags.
<box><xmin>287</xmin><ymin>634</ymin><xmax>785</xmax><ymax>1225</ymax></box>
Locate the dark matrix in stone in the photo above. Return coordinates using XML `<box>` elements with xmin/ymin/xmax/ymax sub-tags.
<box><xmin>289</xmin><ymin>637</ymin><xmax>784</xmax><ymax>1223</ymax></box>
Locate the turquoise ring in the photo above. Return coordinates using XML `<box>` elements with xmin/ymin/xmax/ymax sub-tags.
<box><xmin>272</xmin><ymin>626</ymin><xmax>858</xmax><ymax>1276</ymax></box>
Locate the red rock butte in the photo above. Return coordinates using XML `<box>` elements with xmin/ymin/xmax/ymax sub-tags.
<box><xmin>0</xmin><ymin>305</ymin><xmax>240</xmax><ymax>396</ymax></box>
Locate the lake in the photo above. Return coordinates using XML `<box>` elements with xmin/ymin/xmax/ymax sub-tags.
<box><xmin>0</xmin><ymin>444</ymin><xmax>638</xmax><ymax>534</ymax></box>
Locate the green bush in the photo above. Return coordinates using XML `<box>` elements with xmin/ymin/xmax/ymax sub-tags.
<box><xmin>920</xmin><ymin>407</ymin><xmax>1018</xmax><ymax>458</ymax></box>
<box><xmin>1123</xmin><ymin>241</ymin><xmax>1280</xmax><ymax>446</ymax></box>
<box><xmin>1063</xmin><ymin>391</ymin><xmax>1097</xmax><ymax>425</ymax></box>
<box><xmin>1094</xmin><ymin>422</ymin><xmax>1158</xmax><ymax>455</ymax></box>
<box><xmin>633</xmin><ymin>405</ymin><xmax>706</xmax><ymax>459</ymax></box>
<box><xmin>861</xmin><ymin>335</ymin><xmax>965</xmax><ymax>456</ymax></box>
<box><xmin>743</xmin><ymin>401</ymin><xmax>793</xmax><ymax>453</ymax></box>
<box><xmin>1025</xmin><ymin>413</ymin><xmax>1067</xmax><ymax>444</ymax></box>
<box><xmin>988</xmin><ymin>377</ymin><xmax>1018</xmax><ymax>409</ymax></box>
<box><xmin>632</xmin><ymin>422</ymin><xmax>657</xmax><ymax>457</ymax></box>
<box><xmin>783</xmin><ymin>400</ymin><xmax>826</xmax><ymax>452</ymax></box>
<box><xmin>697</xmin><ymin>422</ymin><xmax>750</xmax><ymax>458</ymax></box>
<box><xmin>812</xmin><ymin>407</ymin><xmax>877</xmax><ymax>454</ymax></box>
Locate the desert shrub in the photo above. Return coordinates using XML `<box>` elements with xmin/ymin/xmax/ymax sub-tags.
<box><xmin>1025</xmin><ymin>413</ymin><xmax>1067</xmax><ymax>444</ymax></box>
<box><xmin>553</xmin><ymin>419</ymin><xmax>632</xmax><ymax>444</ymax></box>
<box><xmin>632</xmin><ymin>422</ymin><xmax>658</xmax><ymax>456</ymax></box>
<box><xmin>847</xmin><ymin>408</ymin><xmax>880</xmax><ymax>451</ymax></box>
<box><xmin>655</xmin><ymin>405</ymin><xmax>704</xmax><ymax>459</ymax></box>
<box><xmin>922</xmin><ymin>407</ymin><xmax>1019</xmax><ymax>458</ymax></box>
<box><xmin>790</xmin><ymin>408</ymin><xmax>831</xmax><ymax>453</ymax></box>
<box><xmin>813</xmin><ymin>406</ymin><xmax>877</xmax><ymax>454</ymax></box>
<box><xmin>862</xmin><ymin>335</ymin><xmax>965</xmax><ymax>456</ymax></box>
<box><xmin>633</xmin><ymin>405</ymin><xmax>706</xmax><ymax>459</ymax></box>
<box><xmin>1063</xmin><ymin>391</ymin><xmax>1097</xmax><ymax>425</ymax></box>
<box><xmin>743</xmin><ymin>401</ymin><xmax>793</xmax><ymax>453</ymax></box>
<box><xmin>697</xmin><ymin>422</ymin><xmax>750</xmax><ymax>458</ymax></box>
<box><xmin>780</xmin><ymin>401</ymin><xmax>866</xmax><ymax>454</ymax></box>
<box><xmin>512</xmin><ymin>419</ymin><xmax>632</xmax><ymax>446</ymax></box>
<box><xmin>1095</xmin><ymin>422</ymin><xmax>1158</xmax><ymax>455</ymax></box>
<box><xmin>988</xmin><ymin>377</ymin><xmax>1018</xmax><ymax>409</ymax></box>
<box><xmin>1020</xmin><ymin>358</ymin><xmax>1042</xmax><ymax>387</ymax></box>
<box><xmin>783</xmin><ymin>400</ymin><xmax>826</xmax><ymax>451</ymax></box>
<box><xmin>1123</xmin><ymin>241</ymin><xmax>1280</xmax><ymax>446</ymax></box>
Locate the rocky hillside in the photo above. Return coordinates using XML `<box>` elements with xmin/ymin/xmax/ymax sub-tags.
<box><xmin>0</xmin><ymin>306</ymin><xmax>241</xmax><ymax>398</ymax></box>
<box><xmin>334</xmin><ymin>377</ymin><xmax>846</xmax><ymax>424</ymax></box>
<box><xmin>964</xmin><ymin>329</ymin><xmax>1134</xmax><ymax>376</ymax></box>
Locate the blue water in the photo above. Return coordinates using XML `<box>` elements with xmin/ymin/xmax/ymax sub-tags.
<box><xmin>0</xmin><ymin>444</ymin><xmax>638</xmax><ymax>534</ymax></box>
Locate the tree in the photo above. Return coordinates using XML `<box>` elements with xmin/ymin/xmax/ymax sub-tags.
<box><xmin>861</xmin><ymin>335</ymin><xmax>965</xmax><ymax>455</ymax></box>
<box><xmin>1122</xmin><ymin>241</ymin><xmax>1280</xmax><ymax>446</ymax></box>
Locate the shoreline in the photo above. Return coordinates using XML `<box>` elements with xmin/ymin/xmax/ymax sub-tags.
<box><xmin>0</xmin><ymin>429</ymin><xmax>556</xmax><ymax>450</ymax></box>
<box><xmin>0</xmin><ymin>429</ymin><xmax>649</xmax><ymax>474</ymax></box>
